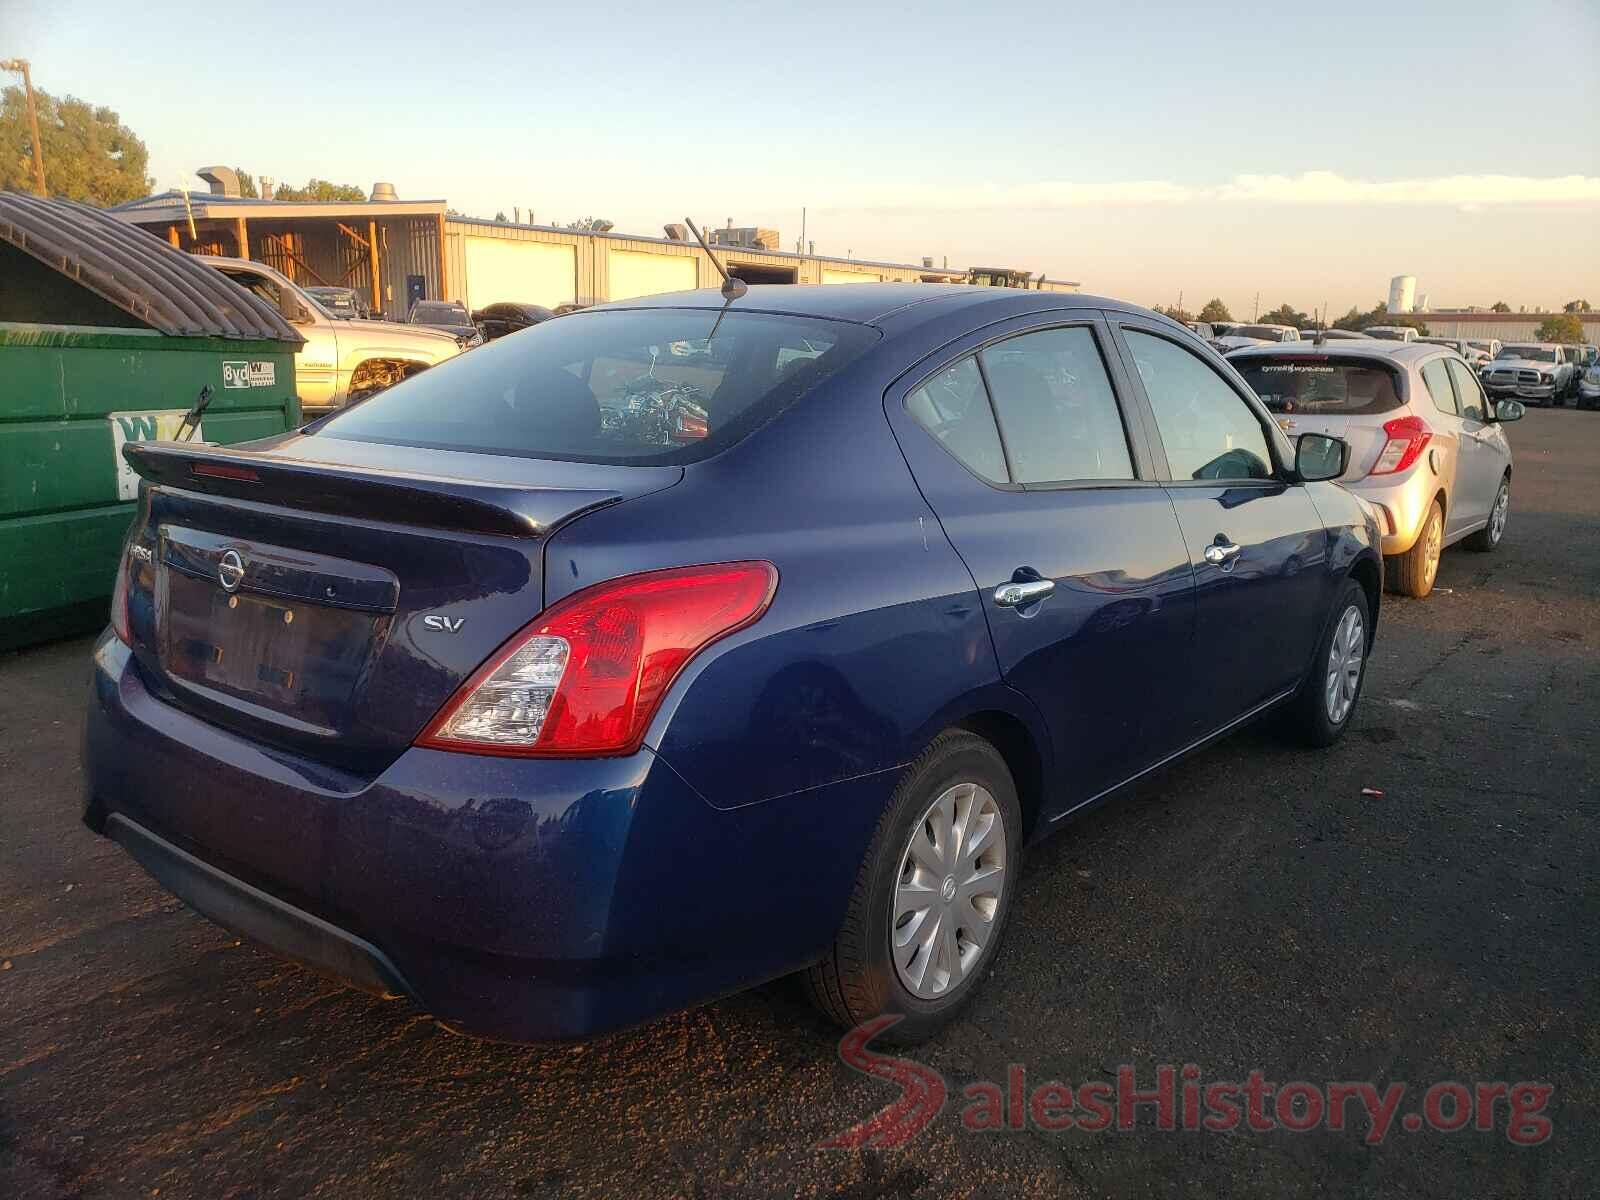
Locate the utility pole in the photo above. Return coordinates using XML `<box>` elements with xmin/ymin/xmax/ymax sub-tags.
<box><xmin>1</xmin><ymin>59</ymin><xmax>47</xmax><ymax>196</ymax></box>
<box><xmin>1253</xmin><ymin>291</ymin><xmax>1260</xmax><ymax>321</ymax></box>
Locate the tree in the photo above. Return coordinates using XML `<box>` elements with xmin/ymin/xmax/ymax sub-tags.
<box><xmin>1563</xmin><ymin>299</ymin><xmax>1592</xmax><ymax>313</ymax></box>
<box><xmin>1259</xmin><ymin>303</ymin><xmax>1310</xmax><ymax>329</ymax></box>
<box><xmin>1197</xmin><ymin>298</ymin><xmax>1232</xmax><ymax>324</ymax></box>
<box><xmin>1535</xmin><ymin>313</ymin><xmax>1584</xmax><ymax>344</ymax></box>
<box><xmin>1154</xmin><ymin>303</ymin><xmax>1194</xmax><ymax>323</ymax></box>
<box><xmin>270</xmin><ymin>178</ymin><xmax>367</xmax><ymax>202</ymax></box>
<box><xmin>1491</xmin><ymin>300</ymin><xmax>1512</xmax><ymax>313</ymax></box>
<box><xmin>232</xmin><ymin>168</ymin><xmax>258</xmax><ymax>198</ymax></box>
<box><xmin>0</xmin><ymin>84</ymin><xmax>151</xmax><ymax>204</ymax></box>
<box><xmin>565</xmin><ymin>216</ymin><xmax>615</xmax><ymax>232</ymax></box>
<box><xmin>493</xmin><ymin>211</ymin><xmax>508</xmax><ymax>222</ymax></box>
<box><xmin>1331</xmin><ymin>306</ymin><xmax>1366</xmax><ymax>332</ymax></box>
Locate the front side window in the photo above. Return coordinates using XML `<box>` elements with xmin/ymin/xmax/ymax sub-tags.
<box><xmin>1445</xmin><ymin>358</ymin><xmax>1486</xmax><ymax>422</ymax></box>
<box><xmin>1125</xmin><ymin>330</ymin><xmax>1274</xmax><ymax>481</ymax></box>
<box><xmin>906</xmin><ymin>357</ymin><xmax>1008</xmax><ymax>483</ymax></box>
<box><xmin>979</xmin><ymin>327</ymin><xmax>1134</xmax><ymax>484</ymax></box>
<box><xmin>1420</xmin><ymin>359</ymin><xmax>1459</xmax><ymax>417</ymax></box>
<box><xmin>318</xmin><ymin>309</ymin><xmax>877</xmax><ymax>464</ymax></box>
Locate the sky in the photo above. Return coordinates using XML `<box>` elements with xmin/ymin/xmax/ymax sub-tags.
<box><xmin>8</xmin><ymin>0</ymin><xmax>1599</xmax><ymax>316</ymax></box>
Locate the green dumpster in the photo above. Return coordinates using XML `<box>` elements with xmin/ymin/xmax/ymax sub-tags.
<box><xmin>0</xmin><ymin>192</ymin><xmax>304</xmax><ymax>651</ymax></box>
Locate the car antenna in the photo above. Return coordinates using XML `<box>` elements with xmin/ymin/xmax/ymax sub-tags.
<box><xmin>685</xmin><ymin>216</ymin><xmax>747</xmax><ymax>342</ymax></box>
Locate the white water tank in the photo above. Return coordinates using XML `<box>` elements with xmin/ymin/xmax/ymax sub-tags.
<box><xmin>1387</xmin><ymin>275</ymin><xmax>1416</xmax><ymax>314</ymax></box>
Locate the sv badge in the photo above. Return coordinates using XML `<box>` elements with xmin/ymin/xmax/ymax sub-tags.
<box><xmin>422</xmin><ymin>614</ymin><xmax>465</xmax><ymax>633</ymax></box>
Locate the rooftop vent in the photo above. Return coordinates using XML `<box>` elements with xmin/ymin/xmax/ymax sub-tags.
<box><xmin>663</xmin><ymin>223</ymin><xmax>687</xmax><ymax>241</ymax></box>
<box><xmin>196</xmin><ymin>166</ymin><xmax>240</xmax><ymax>198</ymax></box>
<box><xmin>370</xmin><ymin>182</ymin><xmax>398</xmax><ymax>202</ymax></box>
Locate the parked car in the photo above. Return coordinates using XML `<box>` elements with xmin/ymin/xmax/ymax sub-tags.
<box><xmin>408</xmin><ymin>299</ymin><xmax>483</xmax><ymax>347</ymax></box>
<box><xmin>201</xmin><ymin>257</ymin><xmax>462</xmax><ymax>416</ymax></box>
<box><xmin>1579</xmin><ymin>358</ymin><xmax>1600</xmax><ymax>410</ymax></box>
<box><xmin>1418</xmin><ymin>336</ymin><xmax>1491</xmax><ymax>368</ymax></box>
<box><xmin>1214</xmin><ymin>323</ymin><xmax>1302</xmax><ymax>351</ymax></box>
<box><xmin>305</xmin><ymin>286</ymin><xmax>373</xmax><ymax>320</ymax></box>
<box><xmin>85</xmin><ymin>286</ymin><xmax>1381</xmax><ymax>1044</ymax></box>
<box><xmin>1184</xmin><ymin>320</ymin><xmax>1215</xmax><ymax>340</ymax></box>
<box><xmin>473</xmin><ymin>301</ymin><xmax>558</xmax><ymax>341</ymax></box>
<box><xmin>1232</xmin><ymin>340</ymin><xmax>1522</xmax><ymax>598</ymax></box>
<box><xmin>1481</xmin><ymin>343</ymin><xmax>1576</xmax><ymax>407</ymax></box>
<box><xmin>1363</xmin><ymin>326</ymin><xmax>1419</xmax><ymax>343</ymax></box>
<box><xmin>1465</xmin><ymin>338</ymin><xmax>1503</xmax><ymax>362</ymax></box>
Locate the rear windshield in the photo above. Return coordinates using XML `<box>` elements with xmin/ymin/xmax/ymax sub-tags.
<box><xmin>1230</xmin><ymin>325</ymin><xmax>1294</xmax><ymax>341</ymax></box>
<box><xmin>1235</xmin><ymin>358</ymin><xmax>1404</xmax><ymax>415</ymax></box>
<box><xmin>316</xmin><ymin>308</ymin><xmax>878</xmax><ymax>464</ymax></box>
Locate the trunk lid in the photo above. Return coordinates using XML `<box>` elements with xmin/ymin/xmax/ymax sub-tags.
<box><xmin>121</xmin><ymin>433</ymin><xmax>680</xmax><ymax>771</ymax></box>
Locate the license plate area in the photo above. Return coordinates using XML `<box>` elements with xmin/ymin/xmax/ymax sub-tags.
<box><xmin>157</xmin><ymin>526</ymin><xmax>395</xmax><ymax>733</ymax></box>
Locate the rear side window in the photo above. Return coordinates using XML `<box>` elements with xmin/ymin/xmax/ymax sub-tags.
<box><xmin>317</xmin><ymin>309</ymin><xmax>877</xmax><ymax>464</ymax></box>
<box><xmin>1234</xmin><ymin>358</ymin><xmax>1404</xmax><ymax>416</ymax></box>
<box><xmin>906</xmin><ymin>358</ymin><xmax>1008</xmax><ymax>483</ymax></box>
<box><xmin>1420</xmin><ymin>360</ymin><xmax>1458</xmax><ymax>417</ymax></box>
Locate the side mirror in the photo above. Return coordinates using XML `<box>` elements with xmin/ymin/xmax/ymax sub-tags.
<box><xmin>1295</xmin><ymin>432</ymin><xmax>1348</xmax><ymax>481</ymax></box>
<box><xmin>277</xmin><ymin>288</ymin><xmax>310</xmax><ymax>324</ymax></box>
<box><xmin>1493</xmin><ymin>399</ymin><xmax>1526</xmax><ymax>423</ymax></box>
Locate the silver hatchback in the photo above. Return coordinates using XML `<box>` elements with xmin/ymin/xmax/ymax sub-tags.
<box><xmin>1229</xmin><ymin>341</ymin><xmax>1523</xmax><ymax>597</ymax></box>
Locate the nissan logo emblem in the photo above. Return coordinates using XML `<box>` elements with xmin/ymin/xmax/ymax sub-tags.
<box><xmin>218</xmin><ymin>549</ymin><xmax>246</xmax><ymax>593</ymax></box>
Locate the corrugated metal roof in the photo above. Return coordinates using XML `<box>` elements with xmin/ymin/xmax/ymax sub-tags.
<box><xmin>0</xmin><ymin>192</ymin><xmax>303</xmax><ymax>342</ymax></box>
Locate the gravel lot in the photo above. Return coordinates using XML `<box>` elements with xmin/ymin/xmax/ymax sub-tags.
<box><xmin>2</xmin><ymin>409</ymin><xmax>1595</xmax><ymax>1200</ymax></box>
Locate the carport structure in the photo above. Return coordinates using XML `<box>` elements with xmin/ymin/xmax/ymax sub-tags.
<box><xmin>110</xmin><ymin>191</ymin><xmax>449</xmax><ymax>321</ymax></box>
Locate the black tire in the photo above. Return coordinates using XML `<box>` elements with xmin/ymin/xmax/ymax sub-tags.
<box><xmin>1465</xmin><ymin>474</ymin><xmax>1510</xmax><ymax>552</ymax></box>
<box><xmin>1277</xmin><ymin>578</ymin><xmax>1371</xmax><ymax>748</ymax></box>
<box><xmin>803</xmin><ymin>730</ymin><xmax>1022</xmax><ymax>1043</ymax></box>
<box><xmin>1387</xmin><ymin>498</ymin><xmax>1443</xmax><ymax>598</ymax></box>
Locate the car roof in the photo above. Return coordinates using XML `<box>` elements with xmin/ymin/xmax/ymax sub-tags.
<box><xmin>595</xmin><ymin>283</ymin><xmax>1157</xmax><ymax>330</ymax></box>
<box><xmin>1227</xmin><ymin>339</ymin><xmax>1444</xmax><ymax>363</ymax></box>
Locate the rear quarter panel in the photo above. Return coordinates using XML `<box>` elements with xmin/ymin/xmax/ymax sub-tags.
<box><xmin>541</xmin><ymin>349</ymin><xmax>1035</xmax><ymax>812</ymax></box>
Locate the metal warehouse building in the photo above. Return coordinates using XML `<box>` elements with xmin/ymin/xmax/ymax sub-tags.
<box><xmin>112</xmin><ymin>182</ymin><xmax>1078</xmax><ymax>320</ymax></box>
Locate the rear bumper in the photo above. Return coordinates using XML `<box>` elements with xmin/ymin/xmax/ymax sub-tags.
<box><xmin>82</xmin><ymin>633</ymin><xmax>890</xmax><ymax>1041</ymax></box>
<box><xmin>1342</xmin><ymin>471</ymin><xmax>1440</xmax><ymax>556</ymax></box>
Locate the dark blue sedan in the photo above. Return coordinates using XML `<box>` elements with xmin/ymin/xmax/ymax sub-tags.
<box><xmin>84</xmin><ymin>285</ymin><xmax>1380</xmax><ymax>1042</ymax></box>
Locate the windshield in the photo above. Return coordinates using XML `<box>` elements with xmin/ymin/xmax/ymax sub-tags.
<box><xmin>411</xmin><ymin>302</ymin><xmax>469</xmax><ymax>324</ymax></box>
<box><xmin>1234</xmin><ymin>358</ymin><xmax>1404</xmax><ymax>415</ymax></box>
<box><xmin>1498</xmin><ymin>346</ymin><xmax>1556</xmax><ymax>363</ymax></box>
<box><xmin>1230</xmin><ymin>325</ymin><xmax>1293</xmax><ymax>341</ymax></box>
<box><xmin>317</xmin><ymin>309</ymin><xmax>879</xmax><ymax>464</ymax></box>
<box><xmin>1364</xmin><ymin>328</ymin><xmax>1410</xmax><ymax>341</ymax></box>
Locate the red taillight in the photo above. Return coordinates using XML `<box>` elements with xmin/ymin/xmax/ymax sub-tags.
<box><xmin>1368</xmin><ymin>415</ymin><xmax>1432</xmax><ymax>476</ymax></box>
<box><xmin>192</xmin><ymin>462</ymin><xmax>260</xmax><ymax>483</ymax></box>
<box><xmin>109</xmin><ymin>551</ymin><xmax>132</xmax><ymax>645</ymax></box>
<box><xmin>417</xmin><ymin>560</ymin><xmax>778</xmax><ymax>758</ymax></box>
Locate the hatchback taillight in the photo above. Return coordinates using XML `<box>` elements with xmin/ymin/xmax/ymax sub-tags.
<box><xmin>417</xmin><ymin>560</ymin><xmax>778</xmax><ymax>757</ymax></box>
<box><xmin>1368</xmin><ymin>415</ymin><xmax>1432</xmax><ymax>476</ymax></box>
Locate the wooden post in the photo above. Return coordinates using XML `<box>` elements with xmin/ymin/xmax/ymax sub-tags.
<box><xmin>236</xmin><ymin>217</ymin><xmax>249</xmax><ymax>260</ymax></box>
<box><xmin>368</xmin><ymin>219</ymin><xmax>382</xmax><ymax>316</ymax></box>
<box><xmin>436</xmin><ymin>212</ymin><xmax>448</xmax><ymax>301</ymax></box>
<box><xmin>167</xmin><ymin>225</ymin><xmax>180</xmax><ymax>248</ymax></box>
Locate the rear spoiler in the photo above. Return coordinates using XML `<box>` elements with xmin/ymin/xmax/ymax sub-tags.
<box><xmin>122</xmin><ymin>440</ymin><xmax>622</xmax><ymax>539</ymax></box>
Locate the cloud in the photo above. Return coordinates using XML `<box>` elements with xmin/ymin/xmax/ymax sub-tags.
<box><xmin>826</xmin><ymin>171</ymin><xmax>1600</xmax><ymax>213</ymax></box>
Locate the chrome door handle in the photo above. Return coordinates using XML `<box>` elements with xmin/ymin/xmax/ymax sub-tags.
<box><xmin>994</xmin><ymin>579</ymin><xmax>1055</xmax><ymax>608</ymax></box>
<box><xmin>1203</xmin><ymin>542</ymin><xmax>1242</xmax><ymax>566</ymax></box>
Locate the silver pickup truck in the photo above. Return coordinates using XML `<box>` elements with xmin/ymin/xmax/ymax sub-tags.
<box><xmin>1481</xmin><ymin>342</ymin><xmax>1577</xmax><ymax>407</ymax></box>
<box><xmin>201</xmin><ymin>257</ymin><xmax>463</xmax><ymax>417</ymax></box>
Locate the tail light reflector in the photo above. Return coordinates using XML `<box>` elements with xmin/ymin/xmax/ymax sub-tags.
<box><xmin>418</xmin><ymin>560</ymin><xmax>778</xmax><ymax>757</ymax></box>
<box><xmin>1368</xmin><ymin>415</ymin><xmax>1432</xmax><ymax>476</ymax></box>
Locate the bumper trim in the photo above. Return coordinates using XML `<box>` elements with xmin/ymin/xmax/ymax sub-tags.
<box><xmin>106</xmin><ymin>813</ymin><xmax>414</xmax><ymax>1001</ymax></box>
